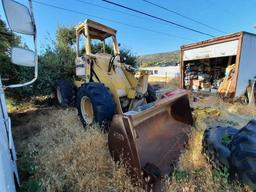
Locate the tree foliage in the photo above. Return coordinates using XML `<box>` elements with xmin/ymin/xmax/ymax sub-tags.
<box><xmin>56</xmin><ymin>26</ymin><xmax>76</xmax><ymax>50</ymax></box>
<box><xmin>2</xmin><ymin>24</ymin><xmax>137</xmax><ymax>99</ymax></box>
<box><xmin>19</xmin><ymin>27</ymin><xmax>76</xmax><ymax>97</ymax></box>
<box><xmin>0</xmin><ymin>19</ymin><xmax>21</xmax><ymax>81</ymax></box>
<box><xmin>54</xmin><ymin>26</ymin><xmax>137</xmax><ymax>67</ymax></box>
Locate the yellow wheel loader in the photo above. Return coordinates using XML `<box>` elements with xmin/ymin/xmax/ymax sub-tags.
<box><xmin>56</xmin><ymin>19</ymin><xmax>193</xmax><ymax>189</ymax></box>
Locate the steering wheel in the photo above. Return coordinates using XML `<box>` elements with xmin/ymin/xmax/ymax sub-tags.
<box><xmin>108</xmin><ymin>55</ymin><xmax>116</xmax><ymax>72</ymax></box>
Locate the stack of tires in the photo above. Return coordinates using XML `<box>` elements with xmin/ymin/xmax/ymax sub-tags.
<box><xmin>203</xmin><ymin>120</ymin><xmax>256</xmax><ymax>190</ymax></box>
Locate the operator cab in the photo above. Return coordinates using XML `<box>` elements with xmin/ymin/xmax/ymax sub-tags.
<box><xmin>74</xmin><ymin>19</ymin><xmax>126</xmax><ymax>79</ymax></box>
<box><xmin>75</xmin><ymin>19</ymin><xmax>120</xmax><ymax>56</ymax></box>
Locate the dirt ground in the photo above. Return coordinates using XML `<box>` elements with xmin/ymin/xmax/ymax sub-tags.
<box><xmin>11</xmin><ymin>93</ymin><xmax>256</xmax><ymax>192</ymax></box>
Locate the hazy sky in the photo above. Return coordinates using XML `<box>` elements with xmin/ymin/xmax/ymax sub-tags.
<box><xmin>1</xmin><ymin>0</ymin><xmax>256</xmax><ymax>55</ymax></box>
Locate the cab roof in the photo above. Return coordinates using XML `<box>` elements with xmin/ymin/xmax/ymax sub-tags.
<box><xmin>76</xmin><ymin>19</ymin><xmax>117</xmax><ymax>40</ymax></box>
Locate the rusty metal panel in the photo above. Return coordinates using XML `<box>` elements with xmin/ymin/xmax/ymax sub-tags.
<box><xmin>181</xmin><ymin>32</ymin><xmax>242</xmax><ymax>50</ymax></box>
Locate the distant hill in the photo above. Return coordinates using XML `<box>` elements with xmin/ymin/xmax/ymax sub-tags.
<box><xmin>137</xmin><ymin>50</ymin><xmax>180</xmax><ymax>67</ymax></box>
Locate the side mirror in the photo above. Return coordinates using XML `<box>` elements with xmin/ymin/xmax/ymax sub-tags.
<box><xmin>2</xmin><ymin>0</ymin><xmax>35</xmax><ymax>35</ymax></box>
<box><xmin>11</xmin><ymin>47</ymin><xmax>36</xmax><ymax>67</ymax></box>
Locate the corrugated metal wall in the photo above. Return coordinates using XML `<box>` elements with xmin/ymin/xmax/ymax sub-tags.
<box><xmin>236</xmin><ymin>33</ymin><xmax>256</xmax><ymax>97</ymax></box>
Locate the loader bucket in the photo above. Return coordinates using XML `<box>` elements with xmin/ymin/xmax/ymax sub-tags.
<box><xmin>108</xmin><ymin>89</ymin><xmax>193</xmax><ymax>188</ymax></box>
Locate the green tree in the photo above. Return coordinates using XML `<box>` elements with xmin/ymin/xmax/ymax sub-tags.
<box><xmin>25</xmin><ymin>26</ymin><xmax>77</xmax><ymax>97</ymax></box>
<box><xmin>5</xmin><ymin>25</ymin><xmax>138</xmax><ymax>99</ymax></box>
<box><xmin>120</xmin><ymin>48</ymin><xmax>137</xmax><ymax>67</ymax></box>
<box><xmin>0</xmin><ymin>19</ymin><xmax>21</xmax><ymax>80</ymax></box>
<box><xmin>54</xmin><ymin>26</ymin><xmax>137</xmax><ymax>67</ymax></box>
<box><xmin>56</xmin><ymin>26</ymin><xmax>76</xmax><ymax>50</ymax></box>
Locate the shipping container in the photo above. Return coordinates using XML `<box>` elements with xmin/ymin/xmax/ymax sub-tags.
<box><xmin>180</xmin><ymin>32</ymin><xmax>256</xmax><ymax>101</ymax></box>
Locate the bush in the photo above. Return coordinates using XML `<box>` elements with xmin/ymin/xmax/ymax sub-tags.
<box><xmin>0</xmin><ymin>19</ymin><xmax>21</xmax><ymax>84</ymax></box>
<box><xmin>5</xmin><ymin>46</ymin><xmax>76</xmax><ymax>100</ymax></box>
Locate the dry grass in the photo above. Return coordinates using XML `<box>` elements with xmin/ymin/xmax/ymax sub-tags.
<box><xmin>166</xmin><ymin>113</ymin><xmax>246</xmax><ymax>192</ymax></box>
<box><xmin>6</xmin><ymin>95</ymin><xmax>54</xmax><ymax>113</ymax></box>
<box><xmin>14</xmin><ymin>108</ymin><xmax>141</xmax><ymax>192</ymax></box>
<box><xmin>13</xmin><ymin>95</ymin><xmax>255</xmax><ymax>192</ymax></box>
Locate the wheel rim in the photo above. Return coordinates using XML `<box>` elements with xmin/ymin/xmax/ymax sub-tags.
<box><xmin>80</xmin><ymin>96</ymin><xmax>94</xmax><ymax>124</ymax></box>
<box><xmin>56</xmin><ymin>87</ymin><xmax>63</xmax><ymax>104</ymax></box>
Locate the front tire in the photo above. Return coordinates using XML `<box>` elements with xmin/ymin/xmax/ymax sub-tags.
<box><xmin>76</xmin><ymin>82</ymin><xmax>115</xmax><ymax>128</ymax></box>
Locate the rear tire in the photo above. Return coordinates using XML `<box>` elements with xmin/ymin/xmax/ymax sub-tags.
<box><xmin>146</xmin><ymin>84</ymin><xmax>157</xmax><ymax>103</ymax></box>
<box><xmin>229</xmin><ymin>120</ymin><xmax>256</xmax><ymax>190</ymax></box>
<box><xmin>76</xmin><ymin>82</ymin><xmax>115</xmax><ymax>128</ymax></box>
<box><xmin>240</xmin><ymin>95</ymin><xmax>249</xmax><ymax>105</ymax></box>
<box><xmin>56</xmin><ymin>80</ymin><xmax>75</xmax><ymax>107</ymax></box>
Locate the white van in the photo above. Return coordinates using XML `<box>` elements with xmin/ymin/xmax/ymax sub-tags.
<box><xmin>0</xmin><ymin>0</ymin><xmax>37</xmax><ymax>191</ymax></box>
